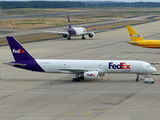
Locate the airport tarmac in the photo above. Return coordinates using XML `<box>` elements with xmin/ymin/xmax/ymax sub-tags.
<box><xmin>0</xmin><ymin>15</ymin><xmax>158</xmax><ymax>40</ymax></box>
<box><xmin>1</xmin><ymin>17</ymin><xmax>160</xmax><ymax>120</ymax></box>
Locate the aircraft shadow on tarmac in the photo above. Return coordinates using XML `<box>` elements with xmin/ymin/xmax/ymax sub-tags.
<box><xmin>1</xmin><ymin>78</ymin><xmax>150</xmax><ymax>86</ymax></box>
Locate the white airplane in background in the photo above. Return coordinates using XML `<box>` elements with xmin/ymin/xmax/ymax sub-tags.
<box><xmin>37</xmin><ymin>15</ymin><xmax>102</xmax><ymax>40</ymax></box>
<box><xmin>4</xmin><ymin>36</ymin><xmax>156</xmax><ymax>83</ymax></box>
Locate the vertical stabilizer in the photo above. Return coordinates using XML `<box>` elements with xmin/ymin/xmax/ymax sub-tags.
<box><xmin>6</xmin><ymin>36</ymin><xmax>34</xmax><ymax>61</ymax></box>
<box><xmin>127</xmin><ymin>26</ymin><xmax>144</xmax><ymax>41</ymax></box>
<box><xmin>68</xmin><ymin>15</ymin><xmax>72</xmax><ymax>29</ymax></box>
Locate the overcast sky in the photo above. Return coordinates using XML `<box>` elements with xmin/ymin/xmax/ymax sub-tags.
<box><xmin>0</xmin><ymin>0</ymin><xmax>160</xmax><ymax>2</ymax></box>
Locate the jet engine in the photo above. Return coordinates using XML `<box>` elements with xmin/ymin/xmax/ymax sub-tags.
<box><xmin>63</xmin><ymin>34</ymin><xmax>68</xmax><ymax>38</ymax></box>
<box><xmin>88</xmin><ymin>32</ymin><xmax>94</xmax><ymax>38</ymax></box>
<box><xmin>84</xmin><ymin>71</ymin><xmax>99</xmax><ymax>79</ymax></box>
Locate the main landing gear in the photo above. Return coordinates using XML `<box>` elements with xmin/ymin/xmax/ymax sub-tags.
<box><xmin>72</xmin><ymin>73</ymin><xmax>84</xmax><ymax>82</ymax></box>
<box><xmin>67</xmin><ymin>35</ymin><xmax>71</xmax><ymax>40</ymax></box>
<box><xmin>72</xmin><ymin>76</ymin><xmax>84</xmax><ymax>82</ymax></box>
<box><xmin>82</xmin><ymin>35</ymin><xmax>85</xmax><ymax>39</ymax></box>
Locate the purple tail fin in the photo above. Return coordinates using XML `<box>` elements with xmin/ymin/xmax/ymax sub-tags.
<box><xmin>6</xmin><ymin>36</ymin><xmax>34</xmax><ymax>61</ymax></box>
<box><xmin>68</xmin><ymin>15</ymin><xmax>72</xmax><ymax>29</ymax></box>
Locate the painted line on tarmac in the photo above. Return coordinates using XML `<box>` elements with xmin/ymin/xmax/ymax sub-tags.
<box><xmin>0</xmin><ymin>108</ymin><xmax>160</xmax><ymax>117</ymax></box>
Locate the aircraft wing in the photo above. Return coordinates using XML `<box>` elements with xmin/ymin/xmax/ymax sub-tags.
<box><xmin>35</xmin><ymin>29</ymin><xmax>112</xmax><ymax>35</ymax></box>
<box><xmin>59</xmin><ymin>68</ymin><xmax>97</xmax><ymax>72</ymax></box>
<box><xmin>35</xmin><ymin>30</ymin><xmax>68</xmax><ymax>35</ymax></box>
<box><xmin>80</xmin><ymin>29</ymin><xmax>114</xmax><ymax>35</ymax></box>
<box><xmin>88</xmin><ymin>29</ymin><xmax>111</xmax><ymax>33</ymax></box>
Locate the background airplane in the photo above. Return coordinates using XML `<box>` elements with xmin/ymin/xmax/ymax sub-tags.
<box><xmin>127</xmin><ymin>26</ymin><xmax>160</xmax><ymax>48</ymax></box>
<box><xmin>4</xmin><ymin>36</ymin><xmax>156</xmax><ymax>82</ymax></box>
<box><xmin>37</xmin><ymin>15</ymin><xmax>103</xmax><ymax>40</ymax></box>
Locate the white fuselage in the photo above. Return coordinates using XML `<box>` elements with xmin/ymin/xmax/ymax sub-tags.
<box><xmin>36</xmin><ymin>59</ymin><xmax>156</xmax><ymax>75</ymax></box>
<box><xmin>73</xmin><ymin>27</ymin><xmax>86</xmax><ymax>35</ymax></box>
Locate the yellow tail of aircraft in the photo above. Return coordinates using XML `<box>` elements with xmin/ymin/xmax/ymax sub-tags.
<box><xmin>127</xmin><ymin>26</ymin><xmax>144</xmax><ymax>41</ymax></box>
<box><xmin>126</xmin><ymin>26</ymin><xmax>160</xmax><ymax>49</ymax></box>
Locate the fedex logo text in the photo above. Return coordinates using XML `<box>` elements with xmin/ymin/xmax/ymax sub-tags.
<box><xmin>87</xmin><ymin>74</ymin><xmax>95</xmax><ymax>76</ymax></box>
<box><xmin>12</xmin><ymin>49</ymin><xmax>25</xmax><ymax>53</ymax></box>
<box><xmin>109</xmin><ymin>62</ymin><xmax>131</xmax><ymax>69</ymax></box>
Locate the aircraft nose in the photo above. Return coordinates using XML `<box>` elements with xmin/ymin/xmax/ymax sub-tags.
<box><xmin>151</xmin><ymin>67</ymin><xmax>157</xmax><ymax>72</ymax></box>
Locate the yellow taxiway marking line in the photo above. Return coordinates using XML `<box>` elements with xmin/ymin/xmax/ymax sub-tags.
<box><xmin>0</xmin><ymin>108</ymin><xmax>160</xmax><ymax>116</ymax></box>
<box><xmin>80</xmin><ymin>114</ymin><xmax>101</xmax><ymax>120</ymax></box>
<box><xmin>89</xmin><ymin>108</ymin><xmax>160</xmax><ymax>113</ymax></box>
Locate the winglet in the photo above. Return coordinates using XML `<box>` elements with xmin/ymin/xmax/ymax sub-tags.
<box><xmin>68</xmin><ymin>15</ymin><xmax>72</xmax><ymax>29</ymax></box>
<box><xmin>6</xmin><ymin>36</ymin><xmax>34</xmax><ymax>61</ymax></box>
<box><xmin>126</xmin><ymin>26</ymin><xmax>144</xmax><ymax>41</ymax></box>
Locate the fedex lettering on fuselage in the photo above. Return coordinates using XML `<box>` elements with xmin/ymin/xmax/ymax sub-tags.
<box><xmin>87</xmin><ymin>74</ymin><xmax>95</xmax><ymax>76</ymax></box>
<box><xmin>12</xmin><ymin>49</ymin><xmax>25</xmax><ymax>53</ymax></box>
<box><xmin>109</xmin><ymin>62</ymin><xmax>131</xmax><ymax>69</ymax></box>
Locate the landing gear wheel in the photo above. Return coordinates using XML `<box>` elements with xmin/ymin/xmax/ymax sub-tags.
<box><xmin>67</xmin><ymin>37</ymin><xmax>71</xmax><ymax>40</ymax></box>
<box><xmin>135</xmin><ymin>74</ymin><xmax>140</xmax><ymax>82</ymax></box>
<box><xmin>76</xmin><ymin>77</ymin><xmax>81</xmax><ymax>82</ymax></box>
<box><xmin>80</xmin><ymin>76</ymin><xmax>84</xmax><ymax>80</ymax></box>
<box><xmin>82</xmin><ymin>37</ymin><xmax>86</xmax><ymax>39</ymax></box>
<box><xmin>72</xmin><ymin>77</ymin><xmax>81</xmax><ymax>82</ymax></box>
<box><xmin>72</xmin><ymin>78</ymin><xmax>76</xmax><ymax>82</ymax></box>
<box><xmin>135</xmin><ymin>78</ymin><xmax>140</xmax><ymax>82</ymax></box>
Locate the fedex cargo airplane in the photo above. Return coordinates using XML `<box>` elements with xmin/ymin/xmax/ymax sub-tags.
<box><xmin>4</xmin><ymin>36</ymin><xmax>156</xmax><ymax>82</ymax></box>
<box><xmin>38</xmin><ymin>15</ymin><xmax>98</xmax><ymax>40</ymax></box>
<box><xmin>127</xmin><ymin>26</ymin><xmax>160</xmax><ymax>48</ymax></box>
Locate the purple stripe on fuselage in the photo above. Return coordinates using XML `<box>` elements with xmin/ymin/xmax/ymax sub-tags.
<box><xmin>10</xmin><ymin>60</ymin><xmax>44</xmax><ymax>72</ymax></box>
<box><xmin>68</xmin><ymin>28</ymin><xmax>76</xmax><ymax>35</ymax></box>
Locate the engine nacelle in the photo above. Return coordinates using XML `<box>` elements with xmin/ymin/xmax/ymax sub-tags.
<box><xmin>84</xmin><ymin>71</ymin><xmax>99</xmax><ymax>80</ymax></box>
<box><xmin>63</xmin><ymin>34</ymin><xmax>68</xmax><ymax>38</ymax></box>
<box><xmin>88</xmin><ymin>32</ymin><xmax>94</xmax><ymax>38</ymax></box>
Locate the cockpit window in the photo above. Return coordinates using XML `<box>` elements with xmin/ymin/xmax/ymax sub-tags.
<box><xmin>146</xmin><ymin>65</ymin><xmax>151</xmax><ymax>68</ymax></box>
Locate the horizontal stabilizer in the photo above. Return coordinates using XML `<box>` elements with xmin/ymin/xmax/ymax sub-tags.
<box><xmin>126</xmin><ymin>41</ymin><xmax>139</xmax><ymax>44</ymax></box>
<box><xmin>3</xmin><ymin>63</ymin><xmax>26</xmax><ymax>66</ymax></box>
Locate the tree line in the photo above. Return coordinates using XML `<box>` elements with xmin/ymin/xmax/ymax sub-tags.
<box><xmin>0</xmin><ymin>1</ymin><xmax>160</xmax><ymax>9</ymax></box>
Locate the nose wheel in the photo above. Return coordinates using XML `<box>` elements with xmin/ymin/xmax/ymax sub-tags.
<box><xmin>135</xmin><ymin>74</ymin><xmax>140</xmax><ymax>81</ymax></box>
